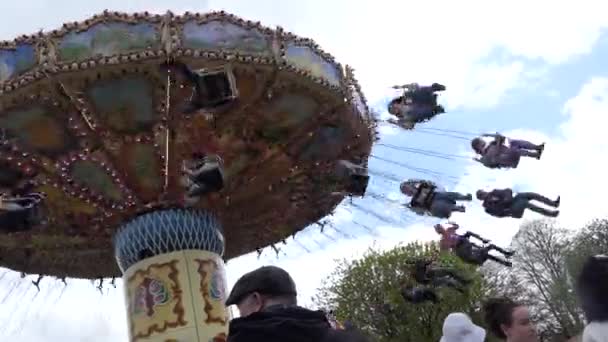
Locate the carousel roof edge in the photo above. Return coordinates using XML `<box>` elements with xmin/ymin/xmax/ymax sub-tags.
<box><xmin>0</xmin><ymin>10</ymin><xmax>349</xmax><ymax>92</ymax></box>
<box><xmin>344</xmin><ymin>64</ymin><xmax>379</xmax><ymax>143</ymax></box>
<box><xmin>0</xmin><ymin>10</ymin><xmax>378</xmax><ymax>144</ymax></box>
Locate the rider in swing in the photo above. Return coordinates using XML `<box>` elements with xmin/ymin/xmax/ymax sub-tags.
<box><xmin>180</xmin><ymin>153</ymin><xmax>225</xmax><ymax>205</ymax></box>
<box><xmin>387</xmin><ymin>83</ymin><xmax>446</xmax><ymax>129</ymax></box>
<box><xmin>434</xmin><ymin>222</ymin><xmax>514</xmax><ymax>267</ymax></box>
<box><xmin>0</xmin><ymin>191</ymin><xmax>45</xmax><ymax>232</ymax></box>
<box><xmin>408</xmin><ymin>258</ymin><xmax>471</xmax><ymax>293</ymax></box>
<box><xmin>400</xmin><ymin>179</ymin><xmax>472</xmax><ymax>218</ymax></box>
<box><xmin>476</xmin><ymin>188</ymin><xmax>560</xmax><ymax>218</ymax></box>
<box><xmin>400</xmin><ymin>282</ymin><xmax>439</xmax><ymax>304</ymax></box>
<box><xmin>471</xmin><ymin>132</ymin><xmax>545</xmax><ymax>169</ymax></box>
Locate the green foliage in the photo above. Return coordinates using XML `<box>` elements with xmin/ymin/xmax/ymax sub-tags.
<box><xmin>484</xmin><ymin>218</ymin><xmax>608</xmax><ymax>340</ymax></box>
<box><xmin>313</xmin><ymin>241</ymin><xmax>486</xmax><ymax>342</ymax></box>
<box><xmin>565</xmin><ymin>218</ymin><xmax>608</xmax><ymax>281</ymax></box>
<box><xmin>486</xmin><ymin>219</ymin><xmax>584</xmax><ymax>339</ymax></box>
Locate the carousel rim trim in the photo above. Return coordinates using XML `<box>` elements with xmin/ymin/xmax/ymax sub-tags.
<box><xmin>0</xmin><ymin>10</ymin><xmax>361</xmax><ymax>107</ymax></box>
<box><xmin>0</xmin><ymin>8</ymin><xmax>378</xmax><ymax>175</ymax></box>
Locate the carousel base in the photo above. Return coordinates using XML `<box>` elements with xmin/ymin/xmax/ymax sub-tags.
<box><xmin>123</xmin><ymin>249</ymin><xmax>229</xmax><ymax>342</ymax></box>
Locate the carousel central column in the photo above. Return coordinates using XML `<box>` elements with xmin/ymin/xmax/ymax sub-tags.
<box><xmin>114</xmin><ymin>209</ymin><xmax>229</xmax><ymax>342</ymax></box>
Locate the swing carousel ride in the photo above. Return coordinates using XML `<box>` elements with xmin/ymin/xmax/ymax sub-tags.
<box><xmin>0</xmin><ymin>8</ymin><xmax>561</xmax><ymax>342</ymax></box>
<box><xmin>0</xmin><ymin>10</ymin><xmax>375</xmax><ymax>341</ymax></box>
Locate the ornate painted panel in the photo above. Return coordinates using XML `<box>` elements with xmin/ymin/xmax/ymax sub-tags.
<box><xmin>193</xmin><ymin>255</ymin><xmax>228</xmax><ymax>325</ymax></box>
<box><xmin>182</xmin><ymin>20</ymin><xmax>271</xmax><ymax>55</ymax></box>
<box><xmin>284</xmin><ymin>42</ymin><xmax>341</xmax><ymax>87</ymax></box>
<box><xmin>86</xmin><ymin>76</ymin><xmax>159</xmax><ymax>134</ymax></box>
<box><xmin>68</xmin><ymin>160</ymin><xmax>124</xmax><ymax>202</ymax></box>
<box><xmin>300</xmin><ymin>125</ymin><xmax>345</xmax><ymax>160</ymax></box>
<box><xmin>259</xmin><ymin>93</ymin><xmax>319</xmax><ymax>142</ymax></box>
<box><xmin>124</xmin><ymin>250</ymin><xmax>228</xmax><ymax>341</ymax></box>
<box><xmin>0</xmin><ymin>44</ymin><xmax>36</xmax><ymax>82</ymax></box>
<box><xmin>58</xmin><ymin>22</ymin><xmax>160</xmax><ymax>61</ymax></box>
<box><xmin>126</xmin><ymin>259</ymin><xmax>188</xmax><ymax>341</ymax></box>
<box><xmin>115</xmin><ymin>143</ymin><xmax>163</xmax><ymax>202</ymax></box>
<box><xmin>0</xmin><ymin>105</ymin><xmax>77</xmax><ymax>156</ymax></box>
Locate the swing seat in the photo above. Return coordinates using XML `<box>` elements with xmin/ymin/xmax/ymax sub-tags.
<box><xmin>193</xmin><ymin>67</ymin><xmax>238</xmax><ymax>108</ymax></box>
<box><xmin>404</xmin><ymin>179</ymin><xmax>438</xmax><ymax>188</ymax></box>
<box><xmin>175</xmin><ymin>64</ymin><xmax>239</xmax><ymax>114</ymax></box>
<box><xmin>0</xmin><ymin>196</ymin><xmax>44</xmax><ymax>232</ymax></box>
<box><xmin>408</xmin><ymin>90</ymin><xmax>437</xmax><ymax>106</ymax></box>
<box><xmin>335</xmin><ymin>160</ymin><xmax>369</xmax><ymax>197</ymax></box>
<box><xmin>410</xmin><ymin>182</ymin><xmax>436</xmax><ymax>209</ymax></box>
<box><xmin>183</xmin><ymin>154</ymin><xmax>225</xmax><ymax>198</ymax></box>
<box><xmin>347</xmin><ymin>174</ymin><xmax>369</xmax><ymax>197</ymax></box>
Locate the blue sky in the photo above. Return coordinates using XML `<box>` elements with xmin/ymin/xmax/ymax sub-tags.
<box><xmin>2</xmin><ymin>1</ymin><xmax>608</xmax><ymax>340</ymax></box>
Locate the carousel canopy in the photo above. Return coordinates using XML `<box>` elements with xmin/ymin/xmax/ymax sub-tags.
<box><xmin>0</xmin><ymin>10</ymin><xmax>376</xmax><ymax>278</ymax></box>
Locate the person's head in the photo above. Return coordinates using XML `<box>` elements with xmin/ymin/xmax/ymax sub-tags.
<box><xmin>388</xmin><ymin>100</ymin><xmax>400</xmax><ymax>115</ymax></box>
<box><xmin>440</xmin><ymin>312</ymin><xmax>486</xmax><ymax>342</ymax></box>
<box><xmin>400</xmin><ymin>182</ymin><xmax>416</xmax><ymax>196</ymax></box>
<box><xmin>225</xmin><ymin>265</ymin><xmax>297</xmax><ymax>317</ymax></box>
<box><xmin>434</xmin><ymin>224</ymin><xmax>445</xmax><ymax>234</ymax></box>
<box><xmin>476</xmin><ymin>190</ymin><xmax>488</xmax><ymax>200</ymax></box>
<box><xmin>483</xmin><ymin>297</ymin><xmax>537</xmax><ymax>342</ymax></box>
<box><xmin>471</xmin><ymin>138</ymin><xmax>486</xmax><ymax>154</ymax></box>
<box><xmin>576</xmin><ymin>255</ymin><xmax>608</xmax><ymax>323</ymax></box>
<box><xmin>582</xmin><ymin>322</ymin><xmax>608</xmax><ymax>342</ymax></box>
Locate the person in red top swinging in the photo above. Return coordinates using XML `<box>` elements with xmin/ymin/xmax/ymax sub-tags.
<box><xmin>434</xmin><ymin>222</ymin><xmax>492</xmax><ymax>251</ymax></box>
<box><xmin>434</xmin><ymin>222</ymin><xmax>514</xmax><ymax>267</ymax></box>
<box><xmin>435</xmin><ymin>222</ymin><xmax>463</xmax><ymax>251</ymax></box>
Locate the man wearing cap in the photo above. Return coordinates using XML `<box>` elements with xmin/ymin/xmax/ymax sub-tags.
<box><xmin>440</xmin><ymin>312</ymin><xmax>486</xmax><ymax>342</ymax></box>
<box><xmin>225</xmin><ymin>265</ymin><xmax>369</xmax><ymax>342</ymax></box>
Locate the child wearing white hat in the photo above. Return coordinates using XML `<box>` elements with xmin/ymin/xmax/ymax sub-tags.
<box><xmin>440</xmin><ymin>312</ymin><xmax>487</xmax><ymax>342</ymax></box>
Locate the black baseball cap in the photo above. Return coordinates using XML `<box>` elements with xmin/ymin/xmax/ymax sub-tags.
<box><xmin>225</xmin><ymin>266</ymin><xmax>297</xmax><ymax>306</ymax></box>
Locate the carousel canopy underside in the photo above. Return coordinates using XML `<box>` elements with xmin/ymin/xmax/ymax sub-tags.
<box><xmin>0</xmin><ymin>11</ymin><xmax>375</xmax><ymax>278</ymax></box>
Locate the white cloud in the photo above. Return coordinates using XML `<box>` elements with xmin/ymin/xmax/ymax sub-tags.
<box><xmin>1</xmin><ymin>1</ymin><xmax>608</xmax><ymax>108</ymax></box>
<box><xmin>0</xmin><ymin>272</ymin><xmax>127</xmax><ymax>341</ymax></box>
<box><xmin>445</xmin><ymin>61</ymin><xmax>528</xmax><ymax>109</ymax></box>
<box><xmin>199</xmin><ymin>0</ymin><xmax>608</xmax><ymax>107</ymax></box>
<box><xmin>450</xmin><ymin>77</ymin><xmax>608</xmax><ymax>248</ymax></box>
<box><xmin>1</xmin><ymin>1</ymin><xmax>608</xmax><ymax>341</ymax></box>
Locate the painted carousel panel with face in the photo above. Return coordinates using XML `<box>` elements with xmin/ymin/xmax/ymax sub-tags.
<box><xmin>0</xmin><ymin>11</ymin><xmax>376</xmax><ymax>279</ymax></box>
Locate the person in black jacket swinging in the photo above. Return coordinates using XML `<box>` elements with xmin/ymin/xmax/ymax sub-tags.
<box><xmin>476</xmin><ymin>188</ymin><xmax>560</xmax><ymax>219</ymax></box>
<box><xmin>225</xmin><ymin>265</ymin><xmax>369</xmax><ymax>342</ymax></box>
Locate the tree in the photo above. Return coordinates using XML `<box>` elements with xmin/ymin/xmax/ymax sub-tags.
<box><xmin>313</xmin><ymin>241</ymin><xmax>487</xmax><ymax>342</ymax></box>
<box><xmin>566</xmin><ymin>218</ymin><xmax>608</xmax><ymax>282</ymax></box>
<box><xmin>483</xmin><ymin>219</ymin><xmax>585</xmax><ymax>340</ymax></box>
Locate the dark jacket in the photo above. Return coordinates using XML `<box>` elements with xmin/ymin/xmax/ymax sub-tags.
<box><xmin>480</xmin><ymin>142</ymin><xmax>520</xmax><ymax>168</ymax></box>
<box><xmin>482</xmin><ymin>189</ymin><xmax>513</xmax><ymax>216</ymax></box>
<box><xmin>412</xmin><ymin>260</ymin><xmax>432</xmax><ymax>284</ymax></box>
<box><xmin>227</xmin><ymin>305</ymin><xmax>369</xmax><ymax>342</ymax></box>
